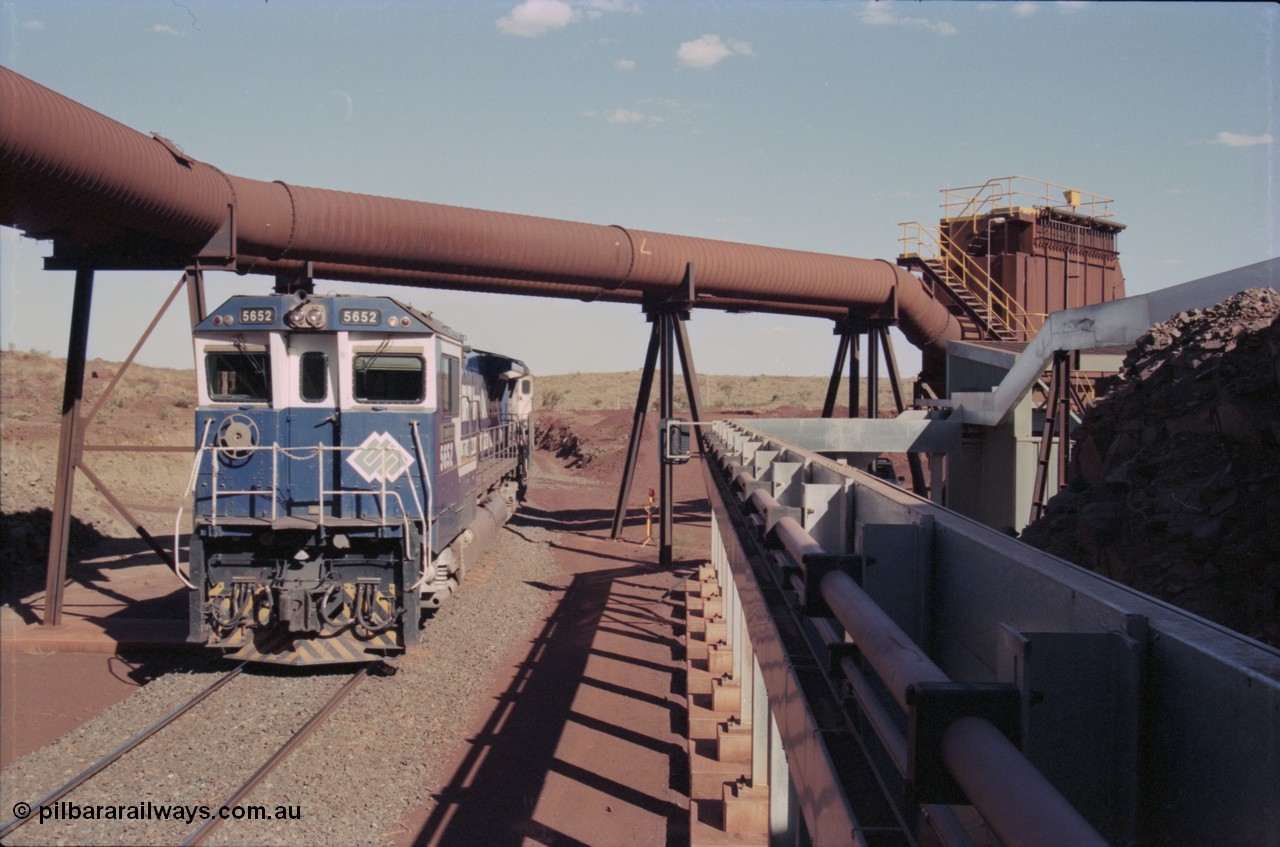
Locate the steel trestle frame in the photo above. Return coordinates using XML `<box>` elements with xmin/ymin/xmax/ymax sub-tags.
<box><xmin>40</xmin><ymin>271</ymin><xmax>203</xmax><ymax>626</ymax></box>
<box><xmin>609</xmin><ymin>265</ymin><xmax>703</xmax><ymax>568</ymax></box>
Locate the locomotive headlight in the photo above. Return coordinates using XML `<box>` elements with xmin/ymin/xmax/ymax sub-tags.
<box><xmin>287</xmin><ymin>303</ymin><xmax>327</xmax><ymax>330</ymax></box>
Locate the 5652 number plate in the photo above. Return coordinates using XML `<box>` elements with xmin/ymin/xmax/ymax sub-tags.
<box><xmin>238</xmin><ymin>307</ymin><xmax>276</xmax><ymax>324</ymax></box>
<box><xmin>340</xmin><ymin>309</ymin><xmax>382</xmax><ymax>326</ymax></box>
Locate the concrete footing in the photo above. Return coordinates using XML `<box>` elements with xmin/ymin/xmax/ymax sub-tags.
<box><xmin>680</xmin><ymin>566</ymin><xmax>768</xmax><ymax>845</ymax></box>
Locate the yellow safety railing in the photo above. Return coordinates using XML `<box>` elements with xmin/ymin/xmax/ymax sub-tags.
<box><xmin>899</xmin><ymin>220</ymin><xmax>1046</xmax><ymax>340</ymax></box>
<box><xmin>941</xmin><ymin>176</ymin><xmax>1114</xmax><ymax>226</ymax></box>
<box><xmin>1070</xmin><ymin>370</ymin><xmax>1098</xmax><ymax>408</ymax></box>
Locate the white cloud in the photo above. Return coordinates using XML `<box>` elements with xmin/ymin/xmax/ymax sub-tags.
<box><xmin>1012</xmin><ymin>2</ymin><xmax>1038</xmax><ymax>17</ymax></box>
<box><xmin>584</xmin><ymin>107</ymin><xmax>663</xmax><ymax>125</ymax></box>
<box><xmin>149</xmin><ymin>23</ymin><xmax>182</xmax><ymax>36</ymax></box>
<box><xmin>638</xmin><ymin>97</ymin><xmax>700</xmax><ymax>114</ymax></box>
<box><xmin>677</xmin><ymin>34</ymin><xmax>753</xmax><ymax>69</ymax></box>
<box><xmin>607</xmin><ymin>108</ymin><xmax>646</xmax><ymax>124</ymax></box>
<box><xmin>22</xmin><ymin>19</ymin><xmax>45</xmax><ymax>30</ymax></box>
<box><xmin>859</xmin><ymin>2</ymin><xmax>957</xmax><ymax>36</ymax></box>
<box><xmin>585</xmin><ymin>0</ymin><xmax>640</xmax><ymax>13</ymax></box>
<box><xmin>497</xmin><ymin>0</ymin><xmax>579</xmax><ymax>37</ymax></box>
<box><xmin>1212</xmin><ymin>131</ymin><xmax>1274</xmax><ymax>148</ymax></box>
<box><xmin>615</xmin><ymin>58</ymin><xmax>636</xmax><ymax>71</ymax></box>
<box><xmin>496</xmin><ymin>0</ymin><xmax>635</xmax><ymax>36</ymax></box>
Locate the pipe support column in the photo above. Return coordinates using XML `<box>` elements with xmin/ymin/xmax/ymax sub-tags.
<box><xmin>44</xmin><ymin>266</ymin><xmax>94</xmax><ymax>627</ymax></box>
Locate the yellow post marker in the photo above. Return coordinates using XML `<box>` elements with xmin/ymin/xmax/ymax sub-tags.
<box><xmin>641</xmin><ymin>487</ymin><xmax>655</xmax><ymax>546</ymax></box>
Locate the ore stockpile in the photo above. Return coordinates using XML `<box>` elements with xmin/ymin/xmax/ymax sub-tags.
<box><xmin>1022</xmin><ymin>288</ymin><xmax>1280</xmax><ymax>647</ymax></box>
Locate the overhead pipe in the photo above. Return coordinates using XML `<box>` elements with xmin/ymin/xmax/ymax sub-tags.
<box><xmin>0</xmin><ymin>66</ymin><xmax>960</xmax><ymax>356</ymax></box>
<box><xmin>241</xmin><ymin>258</ymin><xmax>859</xmax><ymax>321</ymax></box>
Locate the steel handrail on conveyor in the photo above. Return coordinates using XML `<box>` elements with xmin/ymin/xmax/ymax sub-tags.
<box><xmin>706</xmin><ymin>426</ymin><xmax>1106</xmax><ymax>847</ymax></box>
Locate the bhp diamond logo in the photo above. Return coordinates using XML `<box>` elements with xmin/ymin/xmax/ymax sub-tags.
<box><xmin>346</xmin><ymin>432</ymin><xmax>415</xmax><ymax>483</ymax></box>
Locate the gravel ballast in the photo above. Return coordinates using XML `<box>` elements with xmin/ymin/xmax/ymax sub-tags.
<box><xmin>1</xmin><ymin>519</ymin><xmax>561</xmax><ymax>846</ymax></box>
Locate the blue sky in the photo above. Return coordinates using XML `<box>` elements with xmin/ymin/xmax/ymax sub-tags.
<box><xmin>1</xmin><ymin>1</ymin><xmax>1276</xmax><ymax>377</ymax></box>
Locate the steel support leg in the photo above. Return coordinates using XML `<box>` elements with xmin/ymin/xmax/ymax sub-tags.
<box><xmin>1029</xmin><ymin>352</ymin><xmax>1069</xmax><ymax>524</ymax></box>
<box><xmin>44</xmin><ymin>267</ymin><xmax>94</xmax><ymax>627</ymax></box>
<box><xmin>658</xmin><ymin>311</ymin><xmax>675</xmax><ymax>567</ymax></box>
<box><xmin>609</xmin><ymin>320</ymin><xmax>662</xmax><ymax>539</ymax></box>
<box><xmin>878</xmin><ymin>326</ymin><xmax>929</xmax><ymax>495</ymax></box>
<box><xmin>672</xmin><ymin>317</ymin><xmax>704</xmax><ymax>433</ymax></box>
<box><xmin>1057</xmin><ymin>353</ymin><xmax>1073</xmax><ymax>488</ymax></box>
<box><xmin>867</xmin><ymin>325</ymin><xmax>881</xmax><ymax>421</ymax></box>
<box><xmin>821</xmin><ymin>333</ymin><xmax>849</xmax><ymax>419</ymax></box>
<box><xmin>848</xmin><ymin>332</ymin><xmax>861</xmax><ymax>419</ymax></box>
<box><xmin>185</xmin><ymin>268</ymin><xmax>206</xmax><ymax>329</ymax></box>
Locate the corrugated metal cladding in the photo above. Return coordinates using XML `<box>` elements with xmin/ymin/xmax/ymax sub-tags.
<box><xmin>949</xmin><ymin>356</ymin><xmax>1010</xmax><ymax>394</ymax></box>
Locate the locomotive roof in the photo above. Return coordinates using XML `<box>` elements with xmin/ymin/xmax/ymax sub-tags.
<box><xmin>196</xmin><ymin>292</ymin><xmax>464</xmax><ymax>340</ymax></box>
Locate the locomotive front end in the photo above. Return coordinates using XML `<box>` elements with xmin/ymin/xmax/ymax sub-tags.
<box><xmin>180</xmin><ymin>292</ymin><xmax>507</xmax><ymax>664</ymax></box>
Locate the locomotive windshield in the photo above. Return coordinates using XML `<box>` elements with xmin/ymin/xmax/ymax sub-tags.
<box><xmin>353</xmin><ymin>353</ymin><xmax>425</xmax><ymax>403</ymax></box>
<box><xmin>206</xmin><ymin>350</ymin><xmax>271</xmax><ymax>403</ymax></box>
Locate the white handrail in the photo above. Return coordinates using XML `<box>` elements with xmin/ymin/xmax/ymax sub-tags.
<box><xmin>407</xmin><ymin>420</ymin><xmax>435</xmax><ymax>592</ymax></box>
<box><xmin>171</xmin><ymin>418</ymin><xmax>213</xmax><ymax>590</ymax></box>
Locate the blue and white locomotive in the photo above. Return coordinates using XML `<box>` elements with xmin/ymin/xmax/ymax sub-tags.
<box><xmin>178</xmin><ymin>291</ymin><xmax>532</xmax><ymax>664</ymax></box>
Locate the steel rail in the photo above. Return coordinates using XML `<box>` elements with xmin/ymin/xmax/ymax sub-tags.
<box><xmin>181</xmin><ymin>665</ymin><xmax>371</xmax><ymax>846</ymax></box>
<box><xmin>0</xmin><ymin>663</ymin><xmax>248</xmax><ymax>841</ymax></box>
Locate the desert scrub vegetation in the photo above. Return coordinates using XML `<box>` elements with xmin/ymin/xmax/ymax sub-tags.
<box><xmin>535</xmin><ymin>372</ymin><xmax>915</xmax><ymax>413</ymax></box>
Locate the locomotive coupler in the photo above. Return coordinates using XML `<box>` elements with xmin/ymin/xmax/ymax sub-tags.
<box><xmin>277</xmin><ymin>584</ymin><xmax>323</xmax><ymax>634</ymax></box>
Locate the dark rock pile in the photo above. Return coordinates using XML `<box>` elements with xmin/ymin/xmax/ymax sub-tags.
<box><xmin>1021</xmin><ymin>288</ymin><xmax>1280</xmax><ymax>647</ymax></box>
<box><xmin>535</xmin><ymin>417</ymin><xmax>598</xmax><ymax>468</ymax></box>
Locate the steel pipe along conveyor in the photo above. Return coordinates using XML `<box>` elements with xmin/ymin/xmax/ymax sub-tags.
<box><xmin>696</xmin><ymin>420</ymin><xmax>1279</xmax><ymax>847</ymax></box>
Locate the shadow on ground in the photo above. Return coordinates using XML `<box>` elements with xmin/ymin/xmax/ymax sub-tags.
<box><xmin>413</xmin><ymin>559</ymin><xmax>694</xmax><ymax>847</ymax></box>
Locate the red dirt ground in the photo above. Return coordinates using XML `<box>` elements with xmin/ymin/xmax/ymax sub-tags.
<box><xmin>1</xmin><ymin>405</ymin><xmax>716</xmax><ymax>844</ymax></box>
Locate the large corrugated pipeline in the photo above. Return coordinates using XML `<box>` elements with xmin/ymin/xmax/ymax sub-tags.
<box><xmin>0</xmin><ymin>66</ymin><xmax>960</xmax><ymax>355</ymax></box>
<box><xmin>244</xmin><ymin>259</ymin><xmax>856</xmax><ymax>321</ymax></box>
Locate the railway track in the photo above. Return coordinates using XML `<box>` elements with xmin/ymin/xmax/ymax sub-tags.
<box><xmin>0</xmin><ymin>662</ymin><xmax>377</xmax><ymax>846</ymax></box>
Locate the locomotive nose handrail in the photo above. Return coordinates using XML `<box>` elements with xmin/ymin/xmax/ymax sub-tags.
<box><xmin>407</xmin><ymin>420</ymin><xmax>435</xmax><ymax>592</ymax></box>
<box><xmin>178</xmin><ymin>418</ymin><xmax>529</xmax><ymax>591</ymax></box>
<box><xmin>171</xmin><ymin>417</ymin><xmax>214</xmax><ymax>589</ymax></box>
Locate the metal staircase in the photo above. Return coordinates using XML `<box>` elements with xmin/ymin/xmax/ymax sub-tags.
<box><xmin>899</xmin><ymin>225</ymin><xmax>1026</xmax><ymax>342</ymax></box>
<box><xmin>917</xmin><ymin>252</ymin><xmax>1018</xmax><ymax>342</ymax></box>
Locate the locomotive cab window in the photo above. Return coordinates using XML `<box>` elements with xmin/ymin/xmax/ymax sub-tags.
<box><xmin>206</xmin><ymin>350</ymin><xmax>271</xmax><ymax>403</ymax></box>
<box><xmin>439</xmin><ymin>355</ymin><xmax>460</xmax><ymax>417</ymax></box>
<box><xmin>353</xmin><ymin>353</ymin><xmax>425</xmax><ymax>404</ymax></box>
<box><xmin>299</xmin><ymin>352</ymin><xmax>329</xmax><ymax>403</ymax></box>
